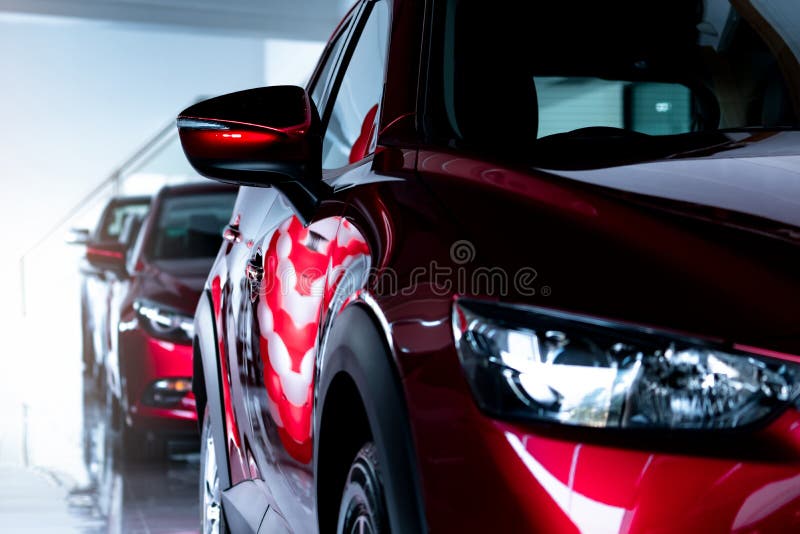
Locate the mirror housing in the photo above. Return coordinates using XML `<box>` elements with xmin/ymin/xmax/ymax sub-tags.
<box><xmin>66</xmin><ymin>228</ymin><xmax>90</xmax><ymax>245</ymax></box>
<box><xmin>86</xmin><ymin>241</ymin><xmax>127</xmax><ymax>275</ymax></box>
<box><xmin>177</xmin><ymin>86</ymin><xmax>325</xmax><ymax>222</ymax></box>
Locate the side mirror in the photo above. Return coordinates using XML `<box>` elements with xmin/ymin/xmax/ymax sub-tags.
<box><xmin>177</xmin><ymin>85</ymin><xmax>324</xmax><ymax>222</ymax></box>
<box><xmin>66</xmin><ymin>228</ymin><xmax>90</xmax><ymax>245</ymax></box>
<box><xmin>86</xmin><ymin>241</ymin><xmax>127</xmax><ymax>275</ymax></box>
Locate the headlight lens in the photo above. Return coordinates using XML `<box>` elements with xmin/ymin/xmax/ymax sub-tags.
<box><xmin>453</xmin><ymin>299</ymin><xmax>800</xmax><ymax>429</ymax></box>
<box><xmin>133</xmin><ymin>299</ymin><xmax>195</xmax><ymax>342</ymax></box>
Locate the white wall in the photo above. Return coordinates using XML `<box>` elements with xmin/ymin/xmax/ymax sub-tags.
<box><xmin>0</xmin><ymin>11</ymin><xmax>265</xmax><ymax>475</ymax></box>
<box><xmin>264</xmin><ymin>38</ymin><xmax>325</xmax><ymax>87</ymax></box>
<box><xmin>0</xmin><ymin>14</ymin><xmax>265</xmax><ymax>264</ymax></box>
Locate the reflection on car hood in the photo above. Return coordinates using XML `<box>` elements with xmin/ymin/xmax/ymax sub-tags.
<box><xmin>136</xmin><ymin>258</ymin><xmax>214</xmax><ymax>314</ymax></box>
<box><xmin>542</xmin><ymin>131</ymin><xmax>800</xmax><ymax>229</ymax></box>
<box><xmin>415</xmin><ymin>139</ymin><xmax>800</xmax><ymax>354</ymax></box>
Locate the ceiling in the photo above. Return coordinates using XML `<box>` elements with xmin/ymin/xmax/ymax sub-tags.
<box><xmin>0</xmin><ymin>0</ymin><xmax>351</xmax><ymax>40</ymax></box>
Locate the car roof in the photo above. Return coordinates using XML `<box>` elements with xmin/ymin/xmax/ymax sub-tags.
<box><xmin>157</xmin><ymin>181</ymin><xmax>238</xmax><ymax>198</ymax></box>
<box><xmin>107</xmin><ymin>195</ymin><xmax>151</xmax><ymax>207</ymax></box>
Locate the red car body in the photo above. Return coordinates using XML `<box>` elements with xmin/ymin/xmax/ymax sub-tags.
<box><xmin>181</xmin><ymin>0</ymin><xmax>800</xmax><ymax>532</ymax></box>
<box><xmin>104</xmin><ymin>183</ymin><xmax>237</xmax><ymax>447</ymax></box>
<box><xmin>77</xmin><ymin>195</ymin><xmax>150</xmax><ymax>382</ymax></box>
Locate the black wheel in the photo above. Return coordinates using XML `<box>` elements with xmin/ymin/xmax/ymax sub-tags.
<box><xmin>108</xmin><ymin>388</ymin><xmax>165</xmax><ymax>462</ymax></box>
<box><xmin>121</xmin><ymin>421</ymin><xmax>166</xmax><ymax>462</ymax></box>
<box><xmin>81</xmin><ymin>304</ymin><xmax>96</xmax><ymax>378</ymax></box>
<box><xmin>336</xmin><ymin>443</ymin><xmax>389</xmax><ymax>534</ymax></box>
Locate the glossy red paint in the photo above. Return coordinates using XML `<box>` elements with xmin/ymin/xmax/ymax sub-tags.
<box><xmin>177</xmin><ymin>88</ymin><xmax>317</xmax><ymax>173</ymax></box>
<box><xmin>184</xmin><ymin>0</ymin><xmax>800</xmax><ymax>532</ymax></box>
<box><xmin>118</xmin><ymin>328</ymin><xmax>196</xmax><ymax>430</ymax></box>
<box><xmin>256</xmin><ymin>215</ymin><xmax>368</xmax><ymax>463</ymax></box>
<box><xmin>86</xmin><ymin>246</ymin><xmax>124</xmax><ymax>259</ymax></box>
<box><xmin>180</xmin><ymin>128</ymin><xmax>283</xmax><ymax>159</ymax></box>
<box><xmin>101</xmin><ymin>182</ymin><xmax>236</xmax><ymax>450</ymax></box>
<box><xmin>386</xmin><ymin>292</ymin><xmax>800</xmax><ymax>533</ymax></box>
<box><xmin>349</xmin><ymin>104</ymin><xmax>379</xmax><ymax>164</ymax></box>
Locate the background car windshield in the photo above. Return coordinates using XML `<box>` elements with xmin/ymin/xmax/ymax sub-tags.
<box><xmin>98</xmin><ymin>202</ymin><xmax>149</xmax><ymax>242</ymax></box>
<box><xmin>147</xmin><ymin>192</ymin><xmax>236</xmax><ymax>260</ymax></box>
<box><xmin>437</xmin><ymin>0</ymin><xmax>800</xmax><ymax>165</ymax></box>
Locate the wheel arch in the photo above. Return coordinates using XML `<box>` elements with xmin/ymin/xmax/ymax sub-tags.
<box><xmin>193</xmin><ymin>288</ymin><xmax>232</xmax><ymax>491</ymax></box>
<box><xmin>315</xmin><ymin>301</ymin><xmax>427</xmax><ymax>534</ymax></box>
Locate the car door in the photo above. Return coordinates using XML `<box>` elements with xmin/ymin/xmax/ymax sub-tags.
<box><xmin>228</xmin><ymin>0</ymin><xmax>391</xmax><ymax>529</ymax></box>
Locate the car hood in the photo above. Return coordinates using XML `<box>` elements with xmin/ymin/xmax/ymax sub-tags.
<box><xmin>541</xmin><ymin>131</ymin><xmax>800</xmax><ymax>231</ymax></box>
<box><xmin>416</xmin><ymin>133</ymin><xmax>800</xmax><ymax>355</ymax></box>
<box><xmin>133</xmin><ymin>258</ymin><xmax>214</xmax><ymax>315</ymax></box>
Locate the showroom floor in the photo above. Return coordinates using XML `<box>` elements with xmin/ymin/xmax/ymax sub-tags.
<box><xmin>0</xmin><ymin>252</ymin><xmax>200</xmax><ymax>533</ymax></box>
<box><xmin>0</xmin><ymin>377</ymin><xmax>200</xmax><ymax>533</ymax></box>
<box><xmin>68</xmin><ymin>391</ymin><xmax>200</xmax><ymax>533</ymax></box>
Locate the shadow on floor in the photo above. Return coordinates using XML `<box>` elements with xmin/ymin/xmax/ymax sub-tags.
<box><xmin>66</xmin><ymin>384</ymin><xmax>200</xmax><ymax>533</ymax></box>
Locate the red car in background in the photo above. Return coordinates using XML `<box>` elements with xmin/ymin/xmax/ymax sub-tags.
<box><xmin>72</xmin><ymin>195</ymin><xmax>150</xmax><ymax>385</ymax></box>
<box><xmin>92</xmin><ymin>183</ymin><xmax>237</xmax><ymax>458</ymax></box>
<box><xmin>179</xmin><ymin>0</ymin><xmax>800</xmax><ymax>532</ymax></box>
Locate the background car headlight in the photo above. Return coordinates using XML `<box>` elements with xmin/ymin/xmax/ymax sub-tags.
<box><xmin>133</xmin><ymin>299</ymin><xmax>195</xmax><ymax>342</ymax></box>
<box><xmin>453</xmin><ymin>298</ymin><xmax>800</xmax><ymax>430</ymax></box>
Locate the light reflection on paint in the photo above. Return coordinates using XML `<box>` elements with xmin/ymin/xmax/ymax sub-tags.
<box><xmin>505</xmin><ymin>432</ymin><xmax>626</xmax><ymax>534</ymax></box>
<box><xmin>733</xmin><ymin>472</ymin><xmax>800</xmax><ymax>530</ymax></box>
<box><xmin>257</xmin><ymin>215</ymin><xmax>369</xmax><ymax>463</ymax></box>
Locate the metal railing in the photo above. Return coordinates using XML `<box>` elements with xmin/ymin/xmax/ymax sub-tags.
<box><xmin>18</xmin><ymin>115</ymin><xmax>185</xmax><ymax>317</ymax></box>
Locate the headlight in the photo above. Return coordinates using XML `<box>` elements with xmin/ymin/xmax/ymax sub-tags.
<box><xmin>133</xmin><ymin>299</ymin><xmax>195</xmax><ymax>342</ymax></box>
<box><xmin>453</xmin><ymin>298</ymin><xmax>800</xmax><ymax>430</ymax></box>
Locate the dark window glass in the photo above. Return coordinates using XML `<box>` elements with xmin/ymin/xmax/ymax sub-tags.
<box><xmin>322</xmin><ymin>1</ymin><xmax>390</xmax><ymax>169</ymax></box>
<box><xmin>147</xmin><ymin>192</ymin><xmax>236</xmax><ymax>260</ymax></box>
<box><xmin>98</xmin><ymin>202</ymin><xmax>149</xmax><ymax>242</ymax></box>
<box><xmin>310</xmin><ymin>16</ymin><xmax>353</xmax><ymax>111</ymax></box>
<box><xmin>433</xmin><ymin>0</ymin><xmax>800</xmax><ymax>167</ymax></box>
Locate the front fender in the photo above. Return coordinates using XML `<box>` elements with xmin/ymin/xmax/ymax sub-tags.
<box><xmin>315</xmin><ymin>302</ymin><xmax>427</xmax><ymax>534</ymax></box>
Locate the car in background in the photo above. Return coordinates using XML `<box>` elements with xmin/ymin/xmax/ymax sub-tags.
<box><xmin>90</xmin><ymin>183</ymin><xmax>237</xmax><ymax>459</ymax></box>
<box><xmin>180</xmin><ymin>0</ymin><xmax>800</xmax><ymax>532</ymax></box>
<box><xmin>69</xmin><ymin>195</ymin><xmax>151</xmax><ymax>384</ymax></box>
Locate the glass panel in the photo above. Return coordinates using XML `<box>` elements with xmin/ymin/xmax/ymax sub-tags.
<box><xmin>322</xmin><ymin>2</ymin><xmax>390</xmax><ymax>169</ymax></box>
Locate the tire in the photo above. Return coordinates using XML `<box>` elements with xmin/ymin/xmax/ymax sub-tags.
<box><xmin>109</xmin><ymin>388</ymin><xmax>166</xmax><ymax>462</ymax></box>
<box><xmin>121</xmin><ymin>423</ymin><xmax>166</xmax><ymax>462</ymax></box>
<box><xmin>82</xmin><ymin>318</ymin><xmax>94</xmax><ymax>375</ymax></box>
<box><xmin>336</xmin><ymin>443</ymin><xmax>389</xmax><ymax>534</ymax></box>
<box><xmin>81</xmin><ymin>304</ymin><xmax>98</xmax><ymax>382</ymax></box>
<box><xmin>200</xmin><ymin>407</ymin><xmax>226</xmax><ymax>534</ymax></box>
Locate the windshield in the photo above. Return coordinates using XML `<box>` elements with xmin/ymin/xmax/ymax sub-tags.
<box><xmin>97</xmin><ymin>200</ymin><xmax>149</xmax><ymax>242</ymax></box>
<box><xmin>146</xmin><ymin>192</ymin><xmax>236</xmax><ymax>260</ymax></box>
<box><xmin>432</xmin><ymin>0</ymin><xmax>800</xmax><ymax>168</ymax></box>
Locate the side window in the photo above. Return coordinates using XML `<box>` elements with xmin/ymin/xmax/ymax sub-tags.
<box><xmin>309</xmin><ymin>14</ymin><xmax>354</xmax><ymax>111</ymax></box>
<box><xmin>99</xmin><ymin>203</ymin><xmax>149</xmax><ymax>242</ymax></box>
<box><xmin>322</xmin><ymin>1</ymin><xmax>390</xmax><ymax>169</ymax></box>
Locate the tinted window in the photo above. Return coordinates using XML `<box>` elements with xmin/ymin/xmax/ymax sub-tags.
<box><xmin>98</xmin><ymin>202</ymin><xmax>149</xmax><ymax>242</ymax></box>
<box><xmin>310</xmin><ymin>15</ymin><xmax>353</xmax><ymax>110</ymax></box>
<box><xmin>322</xmin><ymin>1</ymin><xmax>390</xmax><ymax>169</ymax></box>
<box><xmin>435</xmin><ymin>0</ymin><xmax>800</xmax><ymax>166</ymax></box>
<box><xmin>147</xmin><ymin>192</ymin><xmax>236</xmax><ymax>260</ymax></box>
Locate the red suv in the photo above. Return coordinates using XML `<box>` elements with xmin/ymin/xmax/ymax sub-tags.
<box><xmin>92</xmin><ymin>183</ymin><xmax>237</xmax><ymax>458</ymax></box>
<box><xmin>179</xmin><ymin>1</ymin><xmax>800</xmax><ymax>532</ymax></box>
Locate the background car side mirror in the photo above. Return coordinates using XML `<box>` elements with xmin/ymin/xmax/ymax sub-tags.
<box><xmin>86</xmin><ymin>241</ymin><xmax>127</xmax><ymax>276</ymax></box>
<box><xmin>177</xmin><ymin>85</ymin><xmax>324</xmax><ymax>222</ymax></box>
<box><xmin>65</xmin><ymin>227</ymin><xmax>90</xmax><ymax>245</ymax></box>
